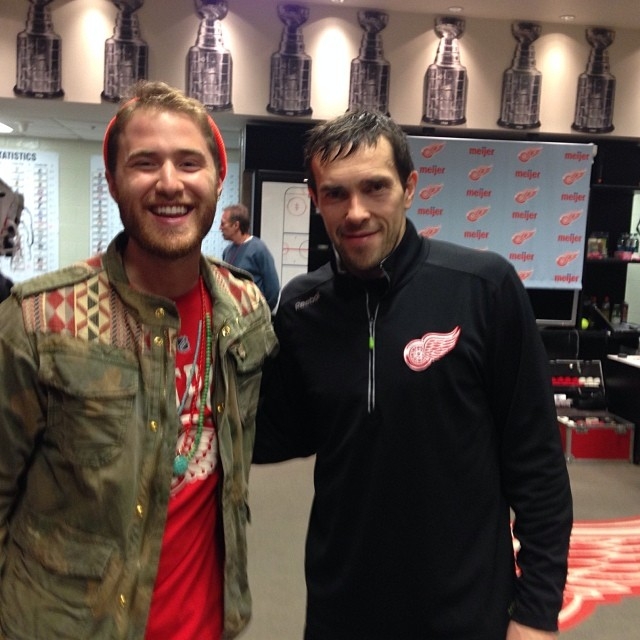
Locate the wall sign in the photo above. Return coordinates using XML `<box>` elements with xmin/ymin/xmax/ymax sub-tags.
<box><xmin>407</xmin><ymin>136</ymin><xmax>594</xmax><ymax>290</ymax></box>
<box><xmin>258</xmin><ymin>179</ymin><xmax>310</xmax><ymax>287</ymax></box>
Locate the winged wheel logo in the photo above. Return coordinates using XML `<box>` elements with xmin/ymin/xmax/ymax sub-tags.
<box><xmin>514</xmin><ymin>516</ymin><xmax>640</xmax><ymax>631</ymax></box>
<box><xmin>403</xmin><ymin>326</ymin><xmax>461</xmax><ymax>372</ymax></box>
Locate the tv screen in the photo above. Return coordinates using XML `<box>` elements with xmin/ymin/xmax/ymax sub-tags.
<box><xmin>526</xmin><ymin>288</ymin><xmax>580</xmax><ymax>328</ymax></box>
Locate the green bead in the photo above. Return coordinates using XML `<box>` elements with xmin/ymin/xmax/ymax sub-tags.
<box><xmin>173</xmin><ymin>454</ymin><xmax>188</xmax><ymax>476</ymax></box>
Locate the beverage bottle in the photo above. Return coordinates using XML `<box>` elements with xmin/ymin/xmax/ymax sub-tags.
<box><xmin>611</xmin><ymin>303</ymin><xmax>622</xmax><ymax>324</ymax></box>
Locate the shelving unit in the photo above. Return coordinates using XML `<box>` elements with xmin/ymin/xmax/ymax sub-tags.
<box><xmin>582</xmin><ymin>139</ymin><xmax>640</xmax><ymax>314</ymax></box>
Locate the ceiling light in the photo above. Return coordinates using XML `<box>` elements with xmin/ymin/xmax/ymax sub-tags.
<box><xmin>331</xmin><ymin>0</ymin><xmax>345</xmax><ymax>4</ymax></box>
<box><xmin>0</xmin><ymin>122</ymin><xmax>14</xmax><ymax>134</ymax></box>
<box><xmin>560</xmin><ymin>15</ymin><xmax>575</xmax><ymax>22</ymax></box>
<box><xmin>448</xmin><ymin>6</ymin><xmax>464</xmax><ymax>12</ymax></box>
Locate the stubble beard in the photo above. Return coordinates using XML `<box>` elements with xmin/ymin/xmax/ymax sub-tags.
<box><xmin>120</xmin><ymin>205</ymin><xmax>216</xmax><ymax>260</ymax></box>
<box><xmin>336</xmin><ymin>244</ymin><xmax>386</xmax><ymax>279</ymax></box>
<box><xmin>335</xmin><ymin>227</ymin><xmax>402</xmax><ymax>279</ymax></box>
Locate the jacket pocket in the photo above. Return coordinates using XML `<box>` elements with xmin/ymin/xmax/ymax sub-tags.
<box><xmin>1</xmin><ymin>512</ymin><xmax>118</xmax><ymax>639</ymax></box>
<box><xmin>37</xmin><ymin>337</ymin><xmax>139</xmax><ymax>467</ymax></box>
<box><xmin>227</xmin><ymin>319</ymin><xmax>278</xmax><ymax>375</ymax></box>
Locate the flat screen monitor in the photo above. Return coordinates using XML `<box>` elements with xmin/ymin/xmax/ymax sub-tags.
<box><xmin>526</xmin><ymin>288</ymin><xmax>580</xmax><ymax>328</ymax></box>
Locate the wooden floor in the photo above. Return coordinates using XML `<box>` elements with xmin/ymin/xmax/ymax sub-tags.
<box><xmin>244</xmin><ymin>458</ymin><xmax>640</xmax><ymax>640</ymax></box>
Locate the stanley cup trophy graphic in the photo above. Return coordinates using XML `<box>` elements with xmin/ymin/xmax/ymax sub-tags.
<box><xmin>187</xmin><ymin>0</ymin><xmax>232</xmax><ymax>111</ymax></box>
<box><xmin>348</xmin><ymin>10</ymin><xmax>390</xmax><ymax>115</ymax></box>
<box><xmin>267</xmin><ymin>3</ymin><xmax>312</xmax><ymax>117</ymax></box>
<box><xmin>422</xmin><ymin>16</ymin><xmax>467</xmax><ymax>126</ymax></box>
<box><xmin>572</xmin><ymin>27</ymin><xmax>616</xmax><ymax>133</ymax></box>
<box><xmin>102</xmin><ymin>0</ymin><xmax>148</xmax><ymax>103</ymax></box>
<box><xmin>498</xmin><ymin>21</ymin><xmax>542</xmax><ymax>129</ymax></box>
<box><xmin>14</xmin><ymin>0</ymin><xmax>64</xmax><ymax>98</ymax></box>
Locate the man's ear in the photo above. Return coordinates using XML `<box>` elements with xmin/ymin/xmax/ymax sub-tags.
<box><xmin>404</xmin><ymin>170</ymin><xmax>418</xmax><ymax>209</ymax></box>
<box><xmin>308</xmin><ymin>185</ymin><xmax>318</xmax><ymax>209</ymax></box>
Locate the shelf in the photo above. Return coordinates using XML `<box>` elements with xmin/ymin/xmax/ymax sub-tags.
<box><xmin>586</xmin><ymin>258</ymin><xmax>640</xmax><ymax>265</ymax></box>
<box><xmin>590</xmin><ymin>183</ymin><xmax>640</xmax><ymax>192</ymax></box>
<box><xmin>583</xmin><ymin>140</ymin><xmax>640</xmax><ymax>309</ymax></box>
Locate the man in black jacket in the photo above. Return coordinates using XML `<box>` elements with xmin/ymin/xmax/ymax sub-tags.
<box><xmin>255</xmin><ymin>109</ymin><xmax>572</xmax><ymax>640</ymax></box>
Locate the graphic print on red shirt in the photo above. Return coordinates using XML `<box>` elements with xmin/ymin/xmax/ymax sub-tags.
<box><xmin>145</xmin><ymin>283</ymin><xmax>224</xmax><ymax>640</ymax></box>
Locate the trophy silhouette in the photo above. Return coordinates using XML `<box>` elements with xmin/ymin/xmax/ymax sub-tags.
<box><xmin>267</xmin><ymin>3</ymin><xmax>312</xmax><ymax>116</ymax></box>
<box><xmin>422</xmin><ymin>16</ymin><xmax>467</xmax><ymax>125</ymax></box>
<box><xmin>498</xmin><ymin>21</ymin><xmax>542</xmax><ymax>129</ymax></box>
<box><xmin>102</xmin><ymin>0</ymin><xmax>148</xmax><ymax>103</ymax></box>
<box><xmin>572</xmin><ymin>27</ymin><xmax>616</xmax><ymax>133</ymax></box>
<box><xmin>348</xmin><ymin>10</ymin><xmax>390</xmax><ymax>115</ymax></box>
<box><xmin>14</xmin><ymin>0</ymin><xmax>64</xmax><ymax>98</ymax></box>
<box><xmin>187</xmin><ymin>0</ymin><xmax>232</xmax><ymax>111</ymax></box>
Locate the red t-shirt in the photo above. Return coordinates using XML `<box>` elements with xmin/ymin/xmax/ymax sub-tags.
<box><xmin>145</xmin><ymin>283</ymin><xmax>224</xmax><ymax>640</ymax></box>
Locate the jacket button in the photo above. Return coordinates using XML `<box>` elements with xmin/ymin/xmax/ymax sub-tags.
<box><xmin>136</xmin><ymin>504</ymin><xmax>144</xmax><ymax>518</ymax></box>
<box><xmin>221</xmin><ymin>325</ymin><xmax>231</xmax><ymax>337</ymax></box>
<box><xmin>119</xmin><ymin>594</ymin><xmax>126</xmax><ymax>607</ymax></box>
<box><xmin>153</xmin><ymin>336</ymin><xmax>164</xmax><ymax>347</ymax></box>
<box><xmin>155</xmin><ymin>307</ymin><xmax>165</xmax><ymax>319</ymax></box>
<box><xmin>216</xmin><ymin>403</ymin><xmax>224</xmax><ymax>413</ymax></box>
<box><xmin>149</xmin><ymin>420</ymin><xmax>158</xmax><ymax>432</ymax></box>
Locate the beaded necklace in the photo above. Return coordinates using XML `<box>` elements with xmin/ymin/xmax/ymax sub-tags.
<box><xmin>173</xmin><ymin>277</ymin><xmax>213</xmax><ymax>477</ymax></box>
<box><xmin>176</xmin><ymin>319</ymin><xmax>202</xmax><ymax>415</ymax></box>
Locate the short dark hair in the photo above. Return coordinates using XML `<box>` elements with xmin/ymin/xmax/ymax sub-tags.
<box><xmin>224</xmin><ymin>203</ymin><xmax>251</xmax><ymax>234</ymax></box>
<box><xmin>303</xmin><ymin>109</ymin><xmax>415</xmax><ymax>194</ymax></box>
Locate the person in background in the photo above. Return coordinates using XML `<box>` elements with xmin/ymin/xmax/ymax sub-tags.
<box><xmin>220</xmin><ymin>203</ymin><xmax>280</xmax><ymax>310</ymax></box>
<box><xmin>0</xmin><ymin>81</ymin><xmax>276</xmax><ymax>640</ymax></box>
<box><xmin>254</xmin><ymin>109</ymin><xmax>573</xmax><ymax>640</ymax></box>
<box><xmin>0</xmin><ymin>177</ymin><xmax>22</xmax><ymax>303</ymax></box>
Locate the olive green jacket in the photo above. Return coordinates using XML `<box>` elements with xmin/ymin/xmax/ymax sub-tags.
<box><xmin>0</xmin><ymin>234</ymin><xmax>277</xmax><ymax>639</ymax></box>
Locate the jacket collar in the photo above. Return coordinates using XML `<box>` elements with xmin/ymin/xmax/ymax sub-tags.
<box><xmin>332</xmin><ymin>218</ymin><xmax>426</xmax><ymax>295</ymax></box>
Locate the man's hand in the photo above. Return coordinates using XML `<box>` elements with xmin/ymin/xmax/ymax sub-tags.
<box><xmin>506</xmin><ymin>620</ymin><xmax>558</xmax><ymax>639</ymax></box>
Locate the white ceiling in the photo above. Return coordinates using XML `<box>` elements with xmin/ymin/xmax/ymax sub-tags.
<box><xmin>0</xmin><ymin>0</ymin><xmax>636</xmax><ymax>144</ymax></box>
<box><xmin>317</xmin><ymin>0</ymin><xmax>640</xmax><ymax>29</ymax></box>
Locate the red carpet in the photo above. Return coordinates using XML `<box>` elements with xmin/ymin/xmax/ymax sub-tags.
<box><xmin>558</xmin><ymin>516</ymin><xmax>640</xmax><ymax>630</ymax></box>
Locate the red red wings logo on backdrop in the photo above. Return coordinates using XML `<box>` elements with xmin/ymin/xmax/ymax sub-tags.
<box><xmin>559</xmin><ymin>516</ymin><xmax>640</xmax><ymax>630</ymax></box>
<box><xmin>516</xmin><ymin>517</ymin><xmax>640</xmax><ymax>631</ymax></box>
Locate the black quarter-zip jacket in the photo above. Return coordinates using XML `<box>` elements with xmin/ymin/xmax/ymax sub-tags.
<box><xmin>255</xmin><ymin>219</ymin><xmax>572</xmax><ymax>640</ymax></box>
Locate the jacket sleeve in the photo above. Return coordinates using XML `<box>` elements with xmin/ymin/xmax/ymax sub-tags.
<box><xmin>489</xmin><ymin>267</ymin><xmax>573</xmax><ymax>631</ymax></box>
<box><xmin>253</xmin><ymin>306</ymin><xmax>317</xmax><ymax>463</ymax></box>
<box><xmin>0</xmin><ymin>296</ymin><xmax>46</xmax><ymax>576</ymax></box>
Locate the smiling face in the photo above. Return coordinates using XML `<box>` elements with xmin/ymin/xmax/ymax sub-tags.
<box><xmin>309</xmin><ymin>137</ymin><xmax>417</xmax><ymax>279</ymax></box>
<box><xmin>106</xmin><ymin>108</ymin><xmax>222</xmax><ymax>263</ymax></box>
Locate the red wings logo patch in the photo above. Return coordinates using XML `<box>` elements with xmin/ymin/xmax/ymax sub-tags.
<box><xmin>403</xmin><ymin>326</ymin><xmax>461</xmax><ymax>372</ymax></box>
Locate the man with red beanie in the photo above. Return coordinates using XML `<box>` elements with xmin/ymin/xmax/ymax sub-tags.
<box><xmin>0</xmin><ymin>81</ymin><xmax>276</xmax><ymax>640</ymax></box>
